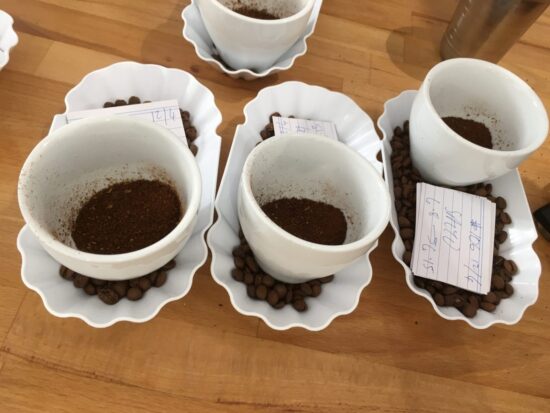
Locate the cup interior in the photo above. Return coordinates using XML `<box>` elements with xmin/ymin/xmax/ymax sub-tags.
<box><xmin>427</xmin><ymin>59</ymin><xmax>548</xmax><ymax>151</ymax></box>
<box><xmin>245</xmin><ymin>135</ymin><xmax>387</xmax><ymax>246</ymax></box>
<box><xmin>217</xmin><ymin>0</ymin><xmax>309</xmax><ymax>18</ymax></box>
<box><xmin>19</xmin><ymin>118</ymin><xmax>195</xmax><ymax>251</ymax></box>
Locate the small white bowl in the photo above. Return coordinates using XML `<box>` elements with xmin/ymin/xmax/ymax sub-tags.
<box><xmin>410</xmin><ymin>58</ymin><xmax>548</xmax><ymax>185</ymax></box>
<box><xmin>18</xmin><ymin>117</ymin><xmax>202</xmax><ymax>280</ymax></box>
<box><xmin>0</xmin><ymin>10</ymin><xmax>18</xmax><ymax>70</ymax></box>
<box><xmin>182</xmin><ymin>0</ymin><xmax>322</xmax><ymax>80</ymax></box>
<box><xmin>207</xmin><ymin>81</ymin><xmax>384</xmax><ymax>330</ymax></box>
<box><xmin>379</xmin><ymin>90</ymin><xmax>542</xmax><ymax>329</ymax></box>
<box><xmin>239</xmin><ymin>134</ymin><xmax>390</xmax><ymax>283</ymax></box>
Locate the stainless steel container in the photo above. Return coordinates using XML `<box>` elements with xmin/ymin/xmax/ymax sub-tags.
<box><xmin>441</xmin><ymin>0</ymin><xmax>549</xmax><ymax>62</ymax></box>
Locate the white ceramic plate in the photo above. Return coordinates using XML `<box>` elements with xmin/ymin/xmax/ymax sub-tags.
<box><xmin>17</xmin><ymin>62</ymin><xmax>222</xmax><ymax>328</ymax></box>
<box><xmin>378</xmin><ymin>90</ymin><xmax>541</xmax><ymax>329</ymax></box>
<box><xmin>207</xmin><ymin>81</ymin><xmax>382</xmax><ymax>330</ymax></box>
<box><xmin>181</xmin><ymin>0</ymin><xmax>322</xmax><ymax>80</ymax></box>
<box><xmin>0</xmin><ymin>10</ymin><xmax>18</xmax><ymax>70</ymax></box>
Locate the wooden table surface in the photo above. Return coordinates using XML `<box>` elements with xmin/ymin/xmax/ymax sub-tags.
<box><xmin>1</xmin><ymin>1</ymin><xmax>549</xmax><ymax>411</ymax></box>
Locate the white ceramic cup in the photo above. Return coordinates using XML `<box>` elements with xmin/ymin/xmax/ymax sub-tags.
<box><xmin>18</xmin><ymin>117</ymin><xmax>202</xmax><ymax>280</ymax></box>
<box><xmin>410</xmin><ymin>58</ymin><xmax>548</xmax><ymax>186</ymax></box>
<box><xmin>195</xmin><ymin>0</ymin><xmax>315</xmax><ymax>72</ymax></box>
<box><xmin>238</xmin><ymin>134</ymin><xmax>391</xmax><ymax>283</ymax></box>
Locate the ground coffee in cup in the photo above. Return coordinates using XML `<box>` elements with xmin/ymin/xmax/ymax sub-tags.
<box><xmin>231</xmin><ymin>229</ymin><xmax>334</xmax><ymax>312</ymax></box>
<box><xmin>232</xmin><ymin>6</ymin><xmax>279</xmax><ymax>19</ymax></box>
<box><xmin>390</xmin><ymin>120</ymin><xmax>517</xmax><ymax>318</ymax></box>
<box><xmin>442</xmin><ymin>116</ymin><xmax>493</xmax><ymax>149</ymax></box>
<box><xmin>72</xmin><ymin>180</ymin><xmax>182</xmax><ymax>254</ymax></box>
<box><xmin>261</xmin><ymin>197</ymin><xmax>347</xmax><ymax>245</ymax></box>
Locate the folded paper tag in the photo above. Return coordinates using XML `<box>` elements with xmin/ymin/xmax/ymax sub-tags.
<box><xmin>272</xmin><ymin>116</ymin><xmax>338</xmax><ymax>140</ymax></box>
<box><xmin>66</xmin><ymin>99</ymin><xmax>187</xmax><ymax>143</ymax></box>
<box><xmin>411</xmin><ymin>183</ymin><xmax>496</xmax><ymax>294</ymax></box>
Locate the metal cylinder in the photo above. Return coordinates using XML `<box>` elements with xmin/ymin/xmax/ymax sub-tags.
<box><xmin>441</xmin><ymin>0</ymin><xmax>549</xmax><ymax>62</ymax></box>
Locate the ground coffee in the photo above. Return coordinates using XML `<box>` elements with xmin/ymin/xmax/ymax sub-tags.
<box><xmin>231</xmin><ymin>229</ymin><xmax>334</xmax><ymax>311</ymax></box>
<box><xmin>390</xmin><ymin>120</ymin><xmax>517</xmax><ymax>318</ymax></box>
<box><xmin>59</xmin><ymin>259</ymin><xmax>175</xmax><ymax>305</ymax></box>
<box><xmin>232</xmin><ymin>6</ymin><xmax>279</xmax><ymax>19</ymax></box>
<box><xmin>103</xmin><ymin>97</ymin><xmax>199</xmax><ymax>156</ymax></box>
<box><xmin>261</xmin><ymin>197</ymin><xmax>347</xmax><ymax>245</ymax></box>
<box><xmin>72</xmin><ymin>180</ymin><xmax>182</xmax><ymax>254</ymax></box>
<box><xmin>442</xmin><ymin>116</ymin><xmax>493</xmax><ymax>149</ymax></box>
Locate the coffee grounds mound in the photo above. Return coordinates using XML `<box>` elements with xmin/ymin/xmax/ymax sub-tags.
<box><xmin>442</xmin><ymin>116</ymin><xmax>493</xmax><ymax>149</ymax></box>
<box><xmin>72</xmin><ymin>180</ymin><xmax>182</xmax><ymax>254</ymax></box>
<box><xmin>232</xmin><ymin>6</ymin><xmax>279</xmax><ymax>20</ymax></box>
<box><xmin>59</xmin><ymin>259</ymin><xmax>175</xmax><ymax>305</ymax></box>
<box><xmin>390</xmin><ymin>120</ymin><xmax>517</xmax><ymax>318</ymax></box>
<box><xmin>262</xmin><ymin>197</ymin><xmax>347</xmax><ymax>245</ymax></box>
<box><xmin>103</xmin><ymin>97</ymin><xmax>199</xmax><ymax>156</ymax></box>
<box><xmin>231</xmin><ymin>229</ymin><xmax>334</xmax><ymax>312</ymax></box>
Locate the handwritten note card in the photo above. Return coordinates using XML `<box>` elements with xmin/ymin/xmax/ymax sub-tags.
<box><xmin>411</xmin><ymin>183</ymin><xmax>496</xmax><ymax>294</ymax></box>
<box><xmin>66</xmin><ymin>100</ymin><xmax>187</xmax><ymax>142</ymax></box>
<box><xmin>272</xmin><ymin>116</ymin><xmax>338</xmax><ymax>140</ymax></box>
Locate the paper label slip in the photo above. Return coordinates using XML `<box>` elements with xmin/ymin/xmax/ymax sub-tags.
<box><xmin>272</xmin><ymin>116</ymin><xmax>338</xmax><ymax>140</ymax></box>
<box><xmin>411</xmin><ymin>183</ymin><xmax>496</xmax><ymax>294</ymax></box>
<box><xmin>66</xmin><ymin>99</ymin><xmax>187</xmax><ymax>142</ymax></box>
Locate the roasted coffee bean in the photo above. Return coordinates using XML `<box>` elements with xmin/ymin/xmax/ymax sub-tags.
<box><xmin>262</xmin><ymin>274</ymin><xmax>275</xmax><ymax>287</ymax></box>
<box><xmin>186</xmin><ymin>127</ymin><xmax>198</xmax><ymax>142</ymax></box>
<box><xmin>59</xmin><ymin>266</ymin><xmax>76</xmax><ymax>281</ymax></box>
<box><xmin>274</xmin><ymin>301</ymin><xmax>285</xmax><ymax>309</ymax></box>
<box><xmin>285</xmin><ymin>290</ymin><xmax>293</xmax><ymax>303</ymax></box>
<box><xmin>442</xmin><ymin>285</ymin><xmax>459</xmax><ymax>295</ymax></box>
<box><xmin>243</xmin><ymin>269</ymin><xmax>254</xmax><ymax>285</ymax></box>
<box><xmin>496</xmin><ymin>290</ymin><xmax>509</xmax><ymax>299</ymax></box>
<box><xmin>256</xmin><ymin>285</ymin><xmax>268</xmax><ymax>300</ymax></box>
<box><xmin>103</xmin><ymin>102</ymin><xmax>115</xmax><ymax>108</ymax></box>
<box><xmin>232</xmin><ymin>268</ymin><xmax>244</xmax><ymax>282</ymax></box>
<box><xmin>162</xmin><ymin>260</ymin><xmax>176</xmax><ymax>270</ymax></box>
<box><xmin>247</xmin><ymin>284</ymin><xmax>256</xmax><ymax>299</ymax></box>
<box><xmin>311</xmin><ymin>283</ymin><xmax>322</xmax><ymax>297</ymax></box>
<box><xmin>190</xmin><ymin>143</ymin><xmax>198</xmax><ymax>156</ymax></box>
<box><xmin>319</xmin><ymin>275</ymin><xmax>334</xmax><ymax>284</ymax></box>
<box><xmin>148</xmin><ymin>271</ymin><xmax>158</xmax><ymax>284</ymax></box>
<box><xmin>128</xmin><ymin>96</ymin><xmax>141</xmax><ymax>105</ymax></box>
<box><xmin>400</xmin><ymin>228</ymin><xmax>414</xmax><ymax>239</ymax></box>
<box><xmin>431</xmin><ymin>281</ymin><xmax>443</xmax><ymax>290</ymax></box>
<box><xmin>414</xmin><ymin>276</ymin><xmax>425</xmax><ymax>289</ymax></box>
<box><xmin>403</xmin><ymin>251</ymin><xmax>412</xmax><ymax>265</ymax></box>
<box><xmin>496</xmin><ymin>231</ymin><xmax>508</xmax><ymax>244</ymax></box>
<box><xmin>483</xmin><ymin>292</ymin><xmax>498</xmax><ymax>304</ymax></box>
<box><xmin>254</xmin><ymin>274</ymin><xmax>263</xmax><ymax>286</ymax></box>
<box><xmin>181</xmin><ymin>110</ymin><xmax>190</xmax><ymax>121</ymax></box>
<box><xmin>154</xmin><ymin>271</ymin><xmax>168</xmax><ymax>287</ymax></box>
<box><xmin>480</xmin><ymin>301</ymin><xmax>496</xmax><ymax>312</ymax></box>
<box><xmin>112</xmin><ymin>281</ymin><xmax>129</xmax><ymax>298</ymax></box>
<box><xmin>270</xmin><ymin>112</ymin><xmax>281</xmax><ymax>122</ymax></box>
<box><xmin>491</xmin><ymin>275</ymin><xmax>505</xmax><ymax>290</ymax></box>
<box><xmin>246</xmin><ymin>256</ymin><xmax>259</xmax><ymax>273</ymax></box>
<box><xmin>505</xmin><ymin>283</ymin><xmax>514</xmax><ymax>296</ymax></box>
<box><xmin>292</xmin><ymin>299</ymin><xmax>307</xmax><ymax>312</ymax></box>
<box><xmin>445</xmin><ymin>294</ymin><xmax>465</xmax><ymax>308</ymax></box>
<box><xmin>398</xmin><ymin>215</ymin><xmax>411</xmax><ymax>228</ymax></box>
<box><xmin>274</xmin><ymin>283</ymin><xmax>287</xmax><ymax>299</ymax></box>
<box><xmin>129</xmin><ymin>278</ymin><xmax>141</xmax><ymax>288</ymax></box>
<box><xmin>234</xmin><ymin>256</ymin><xmax>245</xmax><ymax>269</ymax></box>
<box><xmin>433</xmin><ymin>293</ymin><xmax>445</xmax><ymax>306</ymax></box>
<box><xmin>138</xmin><ymin>277</ymin><xmax>152</xmax><ymax>291</ymax></box>
<box><xmin>98</xmin><ymin>288</ymin><xmax>119</xmax><ymax>305</ymax></box>
<box><xmin>114</xmin><ymin>99</ymin><xmax>127</xmax><ymax>106</ymax></box>
<box><xmin>461</xmin><ymin>303</ymin><xmax>477</xmax><ymax>318</ymax></box>
<box><xmin>91</xmin><ymin>278</ymin><xmax>107</xmax><ymax>286</ymax></box>
<box><xmin>300</xmin><ymin>283</ymin><xmax>313</xmax><ymax>296</ymax></box>
<box><xmin>84</xmin><ymin>283</ymin><xmax>97</xmax><ymax>296</ymax></box>
<box><xmin>73</xmin><ymin>274</ymin><xmax>89</xmax><ymax>289</ymax></box>
<box><xmin>267</xmin><ymin>290</ymin><xmax>279</xmax><ymax>306</ymax></box>
<box><xmin>501</xmin><ymin>212</ymin><xmax>512</xmax><ymax>225</ymax></box>
<box><xmin>233</xmin><ymin>246</ymin><xmax>246</xmax><ymax>258</ymax></box>
<box><xmin>127</xmin><ymin>287</ymin><xmax>143</xmax><ymax>301</ymax></box>
<box><xmin>493</xmin><ymin>255</ymin><xmax>504</xmax><ymax>267</ymax></box>
<box><xmin>495</xmin><ymin>197</ymin><xmax>507</xmax><ymax>209</ymax></box>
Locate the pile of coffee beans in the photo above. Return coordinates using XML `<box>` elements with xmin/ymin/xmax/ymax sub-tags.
<box><xmin>390</xmin><ymin>120</ymin><xmax>518</xmax><ymax>318</ymax></box>
<box><xmin>231</xmin><ymin>229</ymin><xmax>334</xmax><ymax>312</ymax></box>
<box><xmin>103</xmin><ymin>96</ymin><xmax>199</xmax><ymax>156</ymax></box>
<box><xmin>58</xmin><ymin>259</ymin><xmax>175</xmax><ymax>305</ymax></box>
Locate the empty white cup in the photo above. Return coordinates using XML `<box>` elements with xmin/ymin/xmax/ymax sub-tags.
<box><xmin>238</xmin><ymin>134</ymin><xmax>391</xmax><ymax>283</ymax></box>
<box><xmin>410</xmin><ymin>58</ymin><xmax>548</xmax><ymax>185</ymax></box>
<box><xmin>196</xmin><ymin>0</ymin><xmax>315</xmax><ymax>72</ymax></box>
<box><xmin>18</xmin><ymin>117</ymin><xmax>202</xmax><ymax>280</ymax></box>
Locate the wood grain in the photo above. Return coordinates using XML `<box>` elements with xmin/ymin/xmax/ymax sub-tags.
<box><xmin>0</xmin><ymin>0</ymin><xmax>549</xmax><ymax>411</ymax></box>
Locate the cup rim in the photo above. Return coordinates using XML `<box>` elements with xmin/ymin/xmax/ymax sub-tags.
<box><xmin>240</xmin><ymin>134</ymin><xmax>391</xmax><ymax>252</ymax></box>
<box><xmin>207</xmin><ymin>0</ymin><xmax>316</xmax><ymax>24</ymax></box>
<box><xmin>421</xmin><ymin>57</ymin><xmax>549</xmax><ymax>157</ymax></box>
<box><xmin>18</xmin><ymin>116</ymin><xmax>202</xmax><ymax>264</ymax></box>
